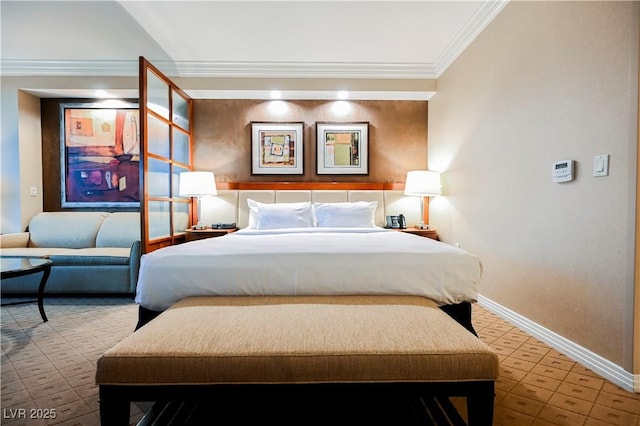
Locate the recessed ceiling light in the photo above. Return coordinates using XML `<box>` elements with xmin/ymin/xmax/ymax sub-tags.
<box><xmin>268</xmin><ymin>100</ymin><xmax>288</xmax><ymax>115</ymax></box>
<box><xmin>331</xmin><ymin>100</ymin><xmax>351</xmax><ymax>116</ymax></box>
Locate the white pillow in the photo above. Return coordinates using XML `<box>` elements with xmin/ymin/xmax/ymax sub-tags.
<box><xmin>247</xmin><ymin>199</ymin><xmax>314</xmax><ymax>229</ymax></box>
<box><xmin>313</xmin><ymin>201</ymin><xmax>377</xmax><ymax>228</ymax></box>
<box><xmin>247</xmin><ymin>198</ymin><xmax>262</xmax><ymax>229</ymax></box>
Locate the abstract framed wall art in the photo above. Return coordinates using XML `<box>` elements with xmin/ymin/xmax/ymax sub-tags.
<box><xmin>60</xmin><ymin>102</ymin><xmax>140</xmax><ymax>208</ymax></box>
<box><xmin>251</xmin><ymin>122</ymin><xmax>304</xmax><ymax>175</ymax></box>
<box><xmin>316</xmin><ymin>122</ymin><xmax>369</xmax><ymax>175</ymax></box>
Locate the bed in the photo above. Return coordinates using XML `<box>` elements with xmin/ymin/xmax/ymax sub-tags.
<box><xmin>134</xmin><ymin>194</ymin><xmax>483</xmax><ymax>332</ymax></box>
<box><xmin>109</xmin><ymin>192</ymin><xmax>494</xmax><ymax>424</ymax></box>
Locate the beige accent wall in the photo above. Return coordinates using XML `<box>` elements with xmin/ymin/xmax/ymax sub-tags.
<box><xmin>635</xmin><ymin>18</ymin><xmax>640</xmax><ymax>386</ymax></box>
<box><xmin>17</xmin><ymin>91</ymin><xmax>43</xmax><ymax>231</ymax></box>
<box><xmin>192</xmin><ymin>99</ymin><xmax>427</xmax><ymax>183</ymax></box>
<box><xmin>429</xmin><ymin>1</ymin><xmax>639</xmax><ymax>369</ymax></box>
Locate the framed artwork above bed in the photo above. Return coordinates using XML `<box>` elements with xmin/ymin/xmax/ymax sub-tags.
<box><xmin>60</xmin><ymin>101</ymin><xmax>140</xmax><ymax>208</ymax></box>
<box><xmin>316</xmin><ymin>122</ymin><xmax>369</xmax><ymax>175</ymax></box>
<box><xmin>251</xmin><ymin>122</ymin><xmax>304</xmax><ymax>175</ymax></box>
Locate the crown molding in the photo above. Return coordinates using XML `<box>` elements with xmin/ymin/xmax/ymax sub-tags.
<box><xmin>0</xmin><ymin>59</ymin><xmax>438</xmax><ymax>79</ymax></box>
<box><xmin>0</xmin><ymin>60</ymin><xmax>138</xmax><ymax>77</ymax></box>
<box><xmin>434</xmin><ymin>0</ymin><xmax>510</xmax><ymax>75</ymax></box>
<box><xmin>173</xmin><ymin>61</ymin><xmax>438</xmax><ymax>79</ymax></box>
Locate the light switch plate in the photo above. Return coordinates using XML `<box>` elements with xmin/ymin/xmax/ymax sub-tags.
<box><xmin>593</xmin><ymin>155</ymin><xmax>609</xmax><ymax>177</ymax></box>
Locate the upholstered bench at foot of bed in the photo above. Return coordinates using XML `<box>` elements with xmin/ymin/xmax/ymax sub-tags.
<box><xmin>96</xmin><ymin>295</ymin><xmax>499</xmax><ymax>425</ymax></box>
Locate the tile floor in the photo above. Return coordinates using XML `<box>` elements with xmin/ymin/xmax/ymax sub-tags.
<box><xmin>467</xmin><ymin>307</ymin><xmax>640</xmax><ymax>425</ymax></box>
<box><xmin>1</xmin><ymin>296</ymin><xmax>639</xmax><ymax>425</ymax></box>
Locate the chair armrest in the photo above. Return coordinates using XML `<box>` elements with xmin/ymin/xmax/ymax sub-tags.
<box><xmin>0</xmin><ymin>232</ymin><xmax>30</xmax><ymax>248</ymax></box>
<box><xmin>128</xmin><ymin>240</ymin><xmax>142</xmax><ymax>294</ymax></box>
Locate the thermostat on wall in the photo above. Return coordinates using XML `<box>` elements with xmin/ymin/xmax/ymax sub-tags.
<box><xmin>552</xmin><ymin>160</ymin><xmax>574</xmax><ymax>183</ymax></box>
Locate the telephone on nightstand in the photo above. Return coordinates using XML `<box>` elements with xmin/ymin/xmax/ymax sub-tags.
<box><xmin>385</xmin><ymin>215</ymin><xmax>407</xmax><ymax>229</ymax></box>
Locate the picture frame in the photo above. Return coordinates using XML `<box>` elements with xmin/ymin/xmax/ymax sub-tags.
<box><xmin>316</xmin><ymin>122</ymin><xmax>369</xmax><ymax>175</ymax></box>
<box><xmin>251</xmin><ymin>122</ymin><xmax>304</xmax><ymax>175</ymax></box>
<box><xmin>60</xmin><ymin>102</ymin><xmax>140</xmax><ymax>208</ymax></box>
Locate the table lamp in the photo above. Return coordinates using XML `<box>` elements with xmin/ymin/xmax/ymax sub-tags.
<box><xmin>404</xmin><ymin>170</ymin><xmax>442</xmax><ymax>229</ymax></box>
<box><xmin>179</xmin><ymin>171</ymin><xmax>217</xmax><ymax>229</ymax></box>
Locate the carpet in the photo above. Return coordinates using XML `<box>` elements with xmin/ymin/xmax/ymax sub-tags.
<box><xmin>2</xmin><ymin>296</ymin><xmax>639</xmax><ymax>425</ymax></box>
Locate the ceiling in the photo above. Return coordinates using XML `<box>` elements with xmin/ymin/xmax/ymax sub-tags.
<box><xmin>1</xmin><ymin>0</ymin><xmax>508</xmax><ymax>99</ymax></box>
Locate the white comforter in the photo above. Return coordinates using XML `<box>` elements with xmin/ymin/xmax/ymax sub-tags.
<box><xmin>135</xmin><ymin>228</ymin><xmax>482</xmax><ymax>311</ymax></box>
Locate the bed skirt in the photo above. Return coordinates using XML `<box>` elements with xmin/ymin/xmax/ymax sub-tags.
<box><xmin>136</xmin><ymin>299</ymin><xmax>478</xmax><ymax>336</ymax></box>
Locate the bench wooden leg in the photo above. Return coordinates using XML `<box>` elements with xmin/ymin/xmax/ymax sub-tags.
<box><xmin>466</xmin><ymin>381</ymin><xmax>495</xmax><ymax>426</ymax></box>
<box><xmin>99</xmin><ymin>386</ymin><xmax>130</xmax><ymax>425</ymax></box>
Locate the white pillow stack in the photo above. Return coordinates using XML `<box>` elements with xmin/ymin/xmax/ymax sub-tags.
<box><xmin>246</xmin><ymin>199</ymin><xmax>378</xmax><ymax>230</ymax></box>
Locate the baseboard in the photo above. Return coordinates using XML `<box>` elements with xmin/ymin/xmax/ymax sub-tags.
<box><xmin>478</xmin><ymin>295</ymin><xmax>639</xmax><ymax>393</ymax></box>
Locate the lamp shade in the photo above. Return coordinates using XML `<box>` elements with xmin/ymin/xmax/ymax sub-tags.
<box><xmin>179</xmin><ymin>171</ymin><xmax>217</xmax><ymax>197</ymax></box>
<box><xmin>404</xmin><ymin>170</ymin><xmax>442</xmax><ymax>196</ymax></box>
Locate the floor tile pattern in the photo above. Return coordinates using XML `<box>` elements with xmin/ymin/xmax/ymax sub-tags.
<box><xmin>460</xmin><ymin>306</ymin><xmax>640</xmax><ymax>425</ymax></box>
<box><xmin>1</xmin><ymin>297</ymin><xmax>639</xmax><ymax>425</ymax></box>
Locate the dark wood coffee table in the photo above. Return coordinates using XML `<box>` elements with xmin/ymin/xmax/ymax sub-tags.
<box><xmin>1</xmin><ymin>256</ymin><xmax>53</xmax><ymax>322</ymax></box>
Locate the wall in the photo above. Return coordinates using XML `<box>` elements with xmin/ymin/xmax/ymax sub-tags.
<box><xmin>17</xmin><ymin>92</ymin><xmax>43</xmax><ymax>227</ymax></box>
<box><xmin>192</xmin><ymin>99</ymin><xmax>427</xmax><ymax>183</ymax></box>
<box><xmin>428</xmin><ymin>1</ymin><xmax>639</xmax><ymax>372</ymax></box>
<box><xmin>1</xmin><ymin>73</ymin><xmax>431</xmax><ymax>233</ymax></box>
<box><xmin>35</xmin><ymin>98</ymin><xmax>426</xmax><ymax>211</ymax></box>
<box><xmin>1</xmin><ymin>82</ymin><xmax>22</xmax><ymax>232</ymax></box>
<box><xmin>0</xmin><ymin>89</ymin><xmax>44</xmax><ymax>232</ymax></box>
<box><xmin>40</xmin><ymin>98</ymin><xmax>66</xmax><ymax>213</ymax></box>
<box><xmin>0</xmin><ymin>75</ymin><xmax>139</xmax><ymax>232</ymax></box>
<box><xmin>636</xmin><ymin>24</ymin><xmax>640</xmax><ymax>386</ymax></box>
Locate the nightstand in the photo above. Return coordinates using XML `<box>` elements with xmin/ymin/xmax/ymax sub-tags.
<box><xmin>184</xmin><ymin>228</ymin><xmax>236</xmax><ymax>242</ymax></box>
<box><xmin>396</xmin><ymin>227</ymin><xmax>439</xmax><ymax>241</ymax></box>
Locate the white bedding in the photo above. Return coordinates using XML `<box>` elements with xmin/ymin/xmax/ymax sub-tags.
<box><xmin>135</xmin><ymin>228</ymin><xmax>482</xmax><ymax>311</ymax></box>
